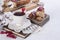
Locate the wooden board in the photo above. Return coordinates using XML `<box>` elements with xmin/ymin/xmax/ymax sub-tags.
<box><xmin>3</xmin><ymin>28</ymin><xmax>31</xmax><ymax>39</ymax></box>
<box><xmin>3</xmin><ymin>26</ymin><xmax>31</xmax><ymax>39</ymax></box>
<box><xmin>11</xmin><ymin>3</ymin><xmax>39</xmax><ymax>12</ymax></box>
<box><xmin>29</xmin><ymin>14</ymin><xmax>50</xmax><ymax>26</ymax></box>
<box><xmin>2</xmin><ymin>0</ymin><xmax>39</xmax><ymax>12</ymax></box>
<box><xmin>3</xmin><ymin>23</ymin><xmax>40</xmax><ymax>38</ymax></box>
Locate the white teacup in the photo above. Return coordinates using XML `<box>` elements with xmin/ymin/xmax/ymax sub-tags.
<box><xmin>13</xmin><ymin>14</ymin><xmax>25</xmax><ymax>26</ymax></box>
<box><xmin>8</xmin><ymin>12</ymin><xmax>26</xmax><ymax>32</ymax></box>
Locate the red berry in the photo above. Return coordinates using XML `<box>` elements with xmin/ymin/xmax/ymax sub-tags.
<box><xmin>0</xmin><ymin>31</ymin><xmax>6</xmax><ymax>34</ymax></box>
<box><xmin>38</xmin><ymin>7</ymin><xmax>44</xmax><ymax>11</ymax></box>
<box><xmin>6</xmin><ymin>31</ymin><xmax>16</xmax><ymax>39</ymax></box>
<box><xmin>21</xmin><ymin>8</ymin><xmax>25</xmax><ymax>12</ymax></box>
<box><xmin>7</xmin><ymin>34</ymin><xmax>16</xmax><ymax>39</ymax></box>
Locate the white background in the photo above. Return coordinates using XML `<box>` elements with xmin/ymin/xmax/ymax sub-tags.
<box><xmin>0</xmin><ymin>0</ymin><xmax>60</xmax><ymax>40</ymax></box>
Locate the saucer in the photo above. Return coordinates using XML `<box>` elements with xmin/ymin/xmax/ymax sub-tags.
<box><xmin>8</xmin><ymin>18</ymin><xmax>31</xmax><ymax>32</ymax></box>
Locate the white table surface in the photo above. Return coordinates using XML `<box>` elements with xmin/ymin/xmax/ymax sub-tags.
<box><xmin>0</xmin><ymin>0</ymin><xmax>60</xmax><ymax>40</ymax></box>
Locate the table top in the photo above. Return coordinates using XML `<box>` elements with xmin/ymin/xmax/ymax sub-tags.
<box><xmin>0</xmin><ymin>0</ymin><xmax>60</xmax><ymax>40</ymax></box>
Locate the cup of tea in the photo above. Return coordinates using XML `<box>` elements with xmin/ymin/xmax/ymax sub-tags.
<box><xmin>13</xmin><ymin>12</ymin><xmax>25</xmax><ymax>25</ymax></box>
<box><xmin>9</xmin><ymin>12</ymin><xmax>26</xmax><ymax>32</ymax></box>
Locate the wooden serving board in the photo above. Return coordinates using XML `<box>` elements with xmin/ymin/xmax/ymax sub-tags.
<box><xmin>3</xmin><ymin>25</ymin><xmax>31</xmax><ymax>39</ymax></box>
<box><xmin>3</xmin><ymin>23</ymin><xmax>40</xmax><ymax>38</ymax></box>
<box><xmin>11</xmin><ymin>3</ymin><xmax>39</xmax><ymax>12</ymax></box>
<box><xmin>3</xmin><ymin>0</ymin><xmax>39</xmax><ymax>12</ymax></box>
<box><xmin>29</xmin><ymin>14</ymin><xmax>50</xmax><ymax>26</ymax></box>
<box><xmin>3</xmin><ymin>27</ymin><xmax>31</xmax><ymax>39</ymax></box>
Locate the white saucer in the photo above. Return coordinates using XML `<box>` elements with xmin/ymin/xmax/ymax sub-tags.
<box><xmin>22</xmin><ymin>19</ymin><xmax>31</xmax><ymax>29</ymax></box>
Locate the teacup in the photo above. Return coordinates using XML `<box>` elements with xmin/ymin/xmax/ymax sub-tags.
<box><xmin>8</xmin><ymin>12</ymin><xmax>26</xmax><ymax>32</ymax></box>
<box><xmin>13</xmin><ymin>12</ymin><xmax>25</xmax><ymax>26</ymax></box>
